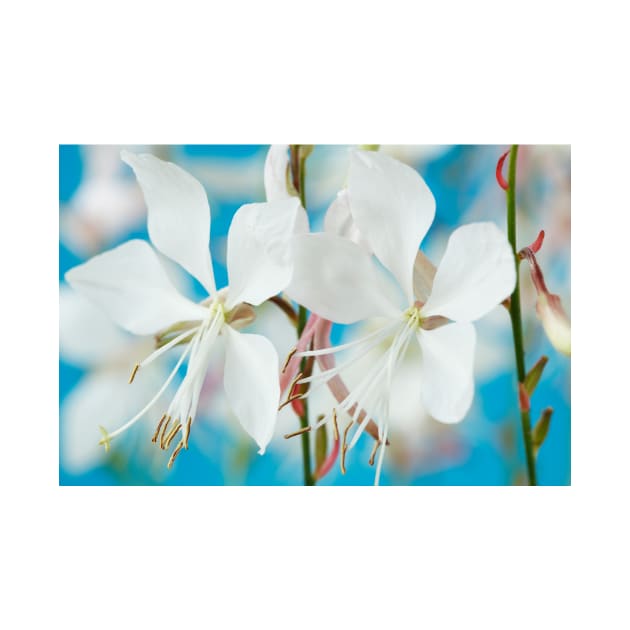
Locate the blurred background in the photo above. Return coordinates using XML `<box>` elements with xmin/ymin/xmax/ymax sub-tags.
<box><xmin>59</xmin><ymin>145</ymin><xmax>570</xmax><ymax>485</ymax></box>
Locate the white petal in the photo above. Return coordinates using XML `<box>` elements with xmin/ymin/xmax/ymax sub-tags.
<box><xmin>121</xmin><ymin>151</ymin><xmax>215</xmax><ymax>293</ymax></box>
<box><xmin>222</xmin><ymin>327</ymin><xmax>280</xmax><ymax>453</ymax></box>
<box><xmin>324</xmin><ymin>189</ymin><xmax>372</xmax><ymax>252</ymax></box>
<box><xmin>264</xmin><ymin>144</ymin><xmax>294</xmax><ymax>201</ymax></box>
<box><xmin>65</xmin><ymin>240</ymin><xmax>208</xmax><ymax>335</ymax></box>
<box><xmin>417</xmin><ymin>323</ymin><xmax>476</xmax><ymax>424</ymax></box>
<box><xmin>286</xmin><ymin>233</ymin><xmax>401</xmax><ymax>324</ymax></box>
<box><xmin>59</xmin><ymin>284</ymin><xmax>131</xmax><ymax>366</ymax></box>
<box><xmin>347</xmin><ymin>150</ymin><xmax>436</xmax><ymax>301</ymax></box>
<box><xmin>225</xmin><ymin>198</ymin><xmax>308</xmax><ymax>309</ymax></box>
<box><xmin>422</xmin><ymin>222</ymin><xmax>516</xmax><ymax>322</ymax></box>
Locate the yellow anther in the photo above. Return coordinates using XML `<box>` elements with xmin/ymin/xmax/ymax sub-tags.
<box><xmin>284</xmin><ymin>426</ymin><xmax>312</xmax><ymax>440</ymax></box>
<box><xmin>98</xmin><ymin>426</ymin><xmax>111</xmax><ymax>453</ymax></box>
<box><xmin>152</xmin><ymin>414</ymin><xmax>167</xmax><ymax>444</ymax></box>
<box><xmin>368</xmin><ymin>440</ymin><xmax>382</xmax><ymax>466</ymax></box>
<box><xmin>332</xmin><ymin>409</ymin><xmax>339</xmax><ymax>442</ymax></box>
<box><xmin>159</xmin><ymin>416</ymin><xmax>172</xmax><ymax>449</ymax></box>
<box><xmin>128</xmin><ymin>363</ymin><xmax>140</xmax><ymax>384</ymax></box>
<box><xmin>340</xmin><ymin>421</ymin><xmax>354</xmax><ymax>474</ymax></box>
<box><xmin>183</xmin><ymin>417</ymin><xmax>192</xmax><ymax>449</ymax></box>
<box><xmin>164</xmin><ymin>422</ymin><xmax>182</xmax><ymax>449</ymax></box>
<box><xmin>281</xmin><ymin>347</ymin><xmax>297</xmax><ymax>374</ymax></box>
<box><xmin>167</xmin><ymin>441</ymin><xmax>185</xmax><ymax>469</ymax></box>
<box><xmin>278</xmin><ymin>372</ymin><xmax>304</xmax><ymax>410</ymax></box>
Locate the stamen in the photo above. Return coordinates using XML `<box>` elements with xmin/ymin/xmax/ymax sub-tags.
<box><xmin>374</xmin><ymin>424</ymin><xmax>389</xmax><ymax>486</ymax></box>
<box><xmin>281</xmin><ymin>347</ymin><xmax>297</xmax><ymax>373</ymax></box>
<box><xmin>295</xmin><ymin>319</ymin><xmax>400</xmax><ymax>359</ymax></box>
<box><xmin>183</xmin><ymin>416</ymin><xmax>192</xmax><ymax>449</ymax></box>
<box><xmin>98</xmin><ymin>426</ymin><xmax>111</xmax><ymax>452</ymax></box>
<box><xmin>369</xmin><ymin>440</ymin><xmax>382</xmax><ymax>466</ymax></box>
<box><xmin>128</xmin><ymin>363</ymin><xmax>140</xmax><ymax>384</ymax></box>
<box><xmin>284</xmin><ymin>426</ymin><xmax>312</xmax><ymax>439</ymax></box>
<box><xmin>139</xmin><ymin>325</ymin><xmax>201</xmax><ymax>369</ymax></box>
<box><xmin>340</xmin><ymin>421</ymin><xmax>354</xmax><ymax>474</ymax></box>
<box><xmin>151</xmin><ymin>414</ymin><xmax>168</xmax><ymax>443</ymax></box>
<box><xmin>103</xmin><ymin>342</ymin><xmax>193</xmax><ymax>442</ymax></box>
<box><xmin>278</xmin><ymin>372</ymin><xmax>304</xmax><ymax>410</ymax></box>
<box><xmin>167</xmin><ymin>441</ymin><xmax>184</xmax><ymax>469</ymax></box>
<box><xmin>332</xmin><ymin>409</ymin><xmax>339</xmax><ymax>442</ymax></box>
<box><xmin>164</xmin><ymin>422</ymin><xmax>182</xmax><ymax>449</ymax></box>
<box><xmin>160</xmin><ymin>416</ymin><xmax>172</xmax><ymax>449</ymax></box>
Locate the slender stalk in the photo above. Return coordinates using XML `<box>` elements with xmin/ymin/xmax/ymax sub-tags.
<box><xmin>290</xmin><ymin>145</ymin><xmax>315</xmax><ymax>485</ymax></box>
<box><xmin>506</xmin><ymin>145</ymin><xmax>537</xmax><ymax>485</ymax></box>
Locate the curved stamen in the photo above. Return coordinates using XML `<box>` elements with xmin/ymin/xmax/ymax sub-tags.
<box><xmin>295</xmin><ymin>319</ymin><xmax>400</xmax><ymax>359</ymax></box>
<box><xmin>138</xmin><ymin>325</ymin><xmax>201</xmax><ymax>369</ymax></box>
<box><xmin>101</xmin><ymin>343</ymin><xmax>193</xmax><ymax>444</ymax></box>
<box><xmin>165</xmin><ymin>309</ymin><xmax>224</xmax><ymax>429</ymax></box>
<box><xmin>374</xmin><ymin>424</ymin><xmax>389</xmax><ymax>486</ymax></box>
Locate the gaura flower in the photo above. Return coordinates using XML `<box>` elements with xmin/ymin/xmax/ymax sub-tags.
<box><xmin>60</xmin><ymin>145</ymin><xmax>146</xmax><ymax>256</ymax></box>
<box><xmin>519</xmin><ymin>231</ymin><xmax>571</xmax><ymax>356</ymax></box>
<box><xmin>285</xmin><ymin>149</ymin><xmax>516</xmax><ymax>483</ymax></box>
<box><xmin>66</xmin><ymin>151</ymin><xmax>307</xmax><ymax>467</ymax></box>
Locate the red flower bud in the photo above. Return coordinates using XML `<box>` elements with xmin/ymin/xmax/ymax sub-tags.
<box><xmin>496</xmin><ymin>150</ymin><xmax>510</xmax><ymax>191</ymax></box>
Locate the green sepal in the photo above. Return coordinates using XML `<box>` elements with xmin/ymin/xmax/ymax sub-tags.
<box><xmin>532</xmin><ymin>408</ymin><xmax>553</xmax><ymax>456</ymax></box>
<box><xmin>524</xmin><ymin>355</ymin><xmax>548</xmax><ymax>396</ymax></box>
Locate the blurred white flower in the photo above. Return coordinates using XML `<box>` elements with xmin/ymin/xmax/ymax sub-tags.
<box><xmin>60</xmin><ymin>145</ymin><xmax>147</xmax><ymax>256</ymax></box>
<box><xmin>59</xmin><ymin>286</ymin><xmax>170</xmax><ymax>477</ymax></box>
<box><xmin>66</xmin><ymin>151</ymin><xmax>307</xmax><ymax>467</ymax></box>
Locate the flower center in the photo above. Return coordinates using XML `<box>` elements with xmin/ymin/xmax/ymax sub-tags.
<box><xmin>403</xmin><ymin>302</ymin><xmax>424</xmax><ymax>330</ymax></box>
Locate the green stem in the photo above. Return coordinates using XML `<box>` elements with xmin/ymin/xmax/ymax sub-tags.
<box><xmin>506</xmin><ymin>145</ymin><xmax>537</xmax><ymax>486</ymax></box>
<box><xmin>291</xmin><ymin>145</ymin><xmax>315</xmax><ymax>486</ymax></box>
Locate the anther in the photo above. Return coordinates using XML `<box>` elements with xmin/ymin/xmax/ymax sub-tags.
<box><xmin>284</xmin><ymin>426</ymin><xmax>312</xmax><ymax>439</ymax></box>
<box><xmin>151</xmin><ymin>414</ymin><xmax>167</xmax><ymax>444</ymax></box>
<box><xmin>340</xmin><ymin>421</ymin><xmax>354</xmax><ymax>474</ymax></box>
<box><xmin>164</xmin><ymin>422</ymin><xmax>182</xmax><ymax>449</ymax></box>
<box><xmin>159</xmin><ymin>416</ymin><xmax>172</xmax><ymax>449</ymax></box>
<box><xmin>167</xmin><ymin>441</ymin><xmax>184</xmax><ymax>469</ymax></box>
<box><xmin>368</xmin><ymin>440</ymin><xmax>382</xmax><ymax>466</ymax></box>
<box><xmin>183</xmin><ymin>416</ymin><xmax>192</xmax><ymax>449</ymax></box>
<box><xmin>278</xmin><ymin>372</ymin><xmax>304</xmax><ymax>410</ymax></box>
<box><xmin>128</xmin><ymin>363</ymin><xmax>140</xmax><ymax>384</ymax></box>
<box><xmin>281</xmin><ymin>347</ymin><xmax>297</xmax><ymax>373</ymax></box>
<box><xmin>332</xmin><ymin>409</ymin><xmax>339</xmax><ymax>442</ymax></box>
<box><xmin>98</xmin><ymin>426</ymin><xmax>111</xmax><ymax>453</ymax></box>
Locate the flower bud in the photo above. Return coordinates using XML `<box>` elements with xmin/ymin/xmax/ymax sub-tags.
<box><xmin>519</xmin><ymin>240</ymin><xmax>571</xmax><ymax>357</ymax></box>
<box><xmin>533</xmin><ymin>407</ymin><xmax>553</xmax><ymax>455</ymax></box>
<box><xmin>537</xmin><ymin>293</ymin><xmax>571</xmax><ymax>357</ymax></box>
<box><xmin>524</xmin><ymin>356</ymin><xmax>548</xmax><ymax>396</ymax></box>
<box><xmin>315</xmin><ymin>421</ymin><xmax>328</xmax><ymax>471</ymax></box>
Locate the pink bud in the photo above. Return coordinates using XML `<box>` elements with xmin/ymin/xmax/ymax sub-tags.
<box><xmin>496</xmin><ymin>150</ymin><xmax>510</xmax><ymax>191</ymax></box>
<box><xmin>528</xmin><ymin>230</ymin><xmax>545</xmax><ymax>254</ymax></box>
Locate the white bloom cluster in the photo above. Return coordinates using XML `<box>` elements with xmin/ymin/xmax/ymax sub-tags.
<box><xmin>64</xmin><ymin>146</ymin><xmax>516</xmax><ymax>483</ymax></box>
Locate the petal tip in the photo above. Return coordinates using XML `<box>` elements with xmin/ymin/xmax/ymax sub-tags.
<box><xmin>120</xmin><ymin>149</ymin><xmax>134</xmax><ymax>165</ymax></box>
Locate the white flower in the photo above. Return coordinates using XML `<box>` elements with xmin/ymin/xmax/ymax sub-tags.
<box><xmin>286</xmin><ymin>149</ymin><xmax>516</xmax><ymax>483</ymax></box>
<box><xmin>65</xmin><ymin>151</ymin><xmax>307</xmax><ymax>467</ymax></box>
<box><xmin>60</xmin><ymin>145</ymin><xmax>147</xmax><ymax>256</ymax></box>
